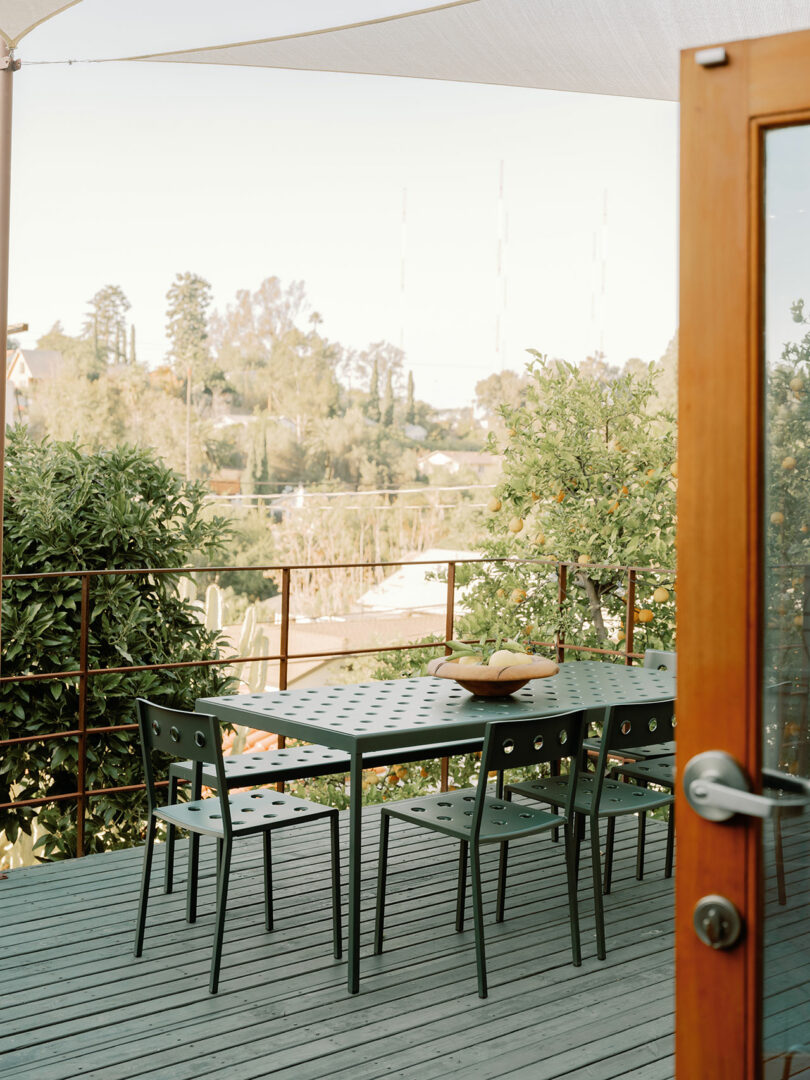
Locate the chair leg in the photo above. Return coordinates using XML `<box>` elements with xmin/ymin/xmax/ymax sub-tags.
<box><xmin>209</xmin><ymin>836</ymin><xmax>232</xmax><ymax>994</ymax></box>
<box><xmin>263</xmin><ymin>830</ymin><xmax>273</xmax><ymax>932</ymax></box>
<box><xmin>374</xmin><ymin>812</ymin><xmax>390</xmax><ymax>955</ymax></box>
<box><xmin>563</xmin><ymin>821</ymin><xmax>582</xmax><ymax>967</ymax></box>
<box><xmin>134</xmin><ymin>816</ymin><xmax>157</xmax><ymax>957</ymax></box>
<box><xmin>549</xmin><ymin>759</ymin><xmax>560</xmax><ymax>842</ymax></box>
<box><xmin>589</xmin><ymin>816</ymin><xmax>606</xmax><ymax>961</ymax></box>
<box><xmin>665</xmin><ymin>801</ymin><xmax>675</xmax><ymax>879</ymax></box>
<box><xmin>164</xmin><ymin>773</ymin><xmax>178</xmax><ymax>894</ymax></box>
<box><xmin>470</xmin><ymin>844</ymin><xmax>488</xmax><ymax>999</ymax></box>
<box><xmin>495</xmin><ymin>839</ymin><xmax>508</xmax><ymax>924</ymax></box>
<box><xmin>456</xmin><ymin>840</ymin><xmax>468</xmax><ymax>931</ymax></box>
<box><xmin>574</xmin><ymin>812</ymin><xmax>585</xmax><ymax>879</ymax></box>
<box><xmin>186</xmin><ymin>831</ymin><xmax>200</xmax><ymax>924</ymax></box>
<box><xmin>603</xmin><ymin>816</ymin><xmax>616</xmax><ymax>895</ymax></box>
<box><xmin>495</xmin><ymin>770</ymin><xmax>504</xmax><ymax>798</ymax></box>
<box><xmin>774</xmin><ymin>813</ymin><xmax>787</xmax><ymax>907</ymax></box>
<box><xmin>635</xmin><ymin>778</ymin><xmax>649</xmax><ymax>881</ymax></box>
<box><xmin>330</xmin><ymin>813</ymin><xmax>343</xmax><ymax>959</ymax></box>
<box><xmin>496</xmin><ymin>788</ymin><xmax>511</xmax><ymax>923</ymax></box>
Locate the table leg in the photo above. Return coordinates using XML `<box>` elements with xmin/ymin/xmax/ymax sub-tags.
<box><xmin>348</xmin><ymin>751</ymin><xmax>363</xmax><ymax>994</ymax></box>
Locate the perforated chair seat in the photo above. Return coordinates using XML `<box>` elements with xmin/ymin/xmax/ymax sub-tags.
<box><xmin>169</xmin><ymin>738</ymin><xmax>484</xmax><ymax>788</ymax></box>
<box><xmin>612</xmin><ymin>755</ymin><xmax>676</xmax><ymax>788</ymax></box>
<box><xmin>582</xmin><ymin>736</ymin><xmax>675</xmax><ymax>761</ymax></box>
<box><xmin>155</xmin><ymin>788</ymin><xmax>335</xmax><ymax>839</ymax></box>
<box><xmin>508</xmin><ymin>773</ymin><xmax>673</xmax><ymax>817</ymax></box>
<box><xmin>383</xmin><ymin>786</ymin><xmax>562</xmax><ymax>843</ymax></box>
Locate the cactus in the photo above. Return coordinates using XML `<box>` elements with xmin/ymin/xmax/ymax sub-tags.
<box><xmin>173</xmin><ymin>583</ymin><xmax>270</xmax><ymax>755</ymax></box>
<box><xmin>204</xmin><ymin>583</ymin><xmax>223</xmax><ymax>632</ymax></box>
<box><xmin>229</xmin><ymin>608</ymin><xmax>269</xmax><ymax>754</ymax></box>
<box><xmin>177</xmin><ymin>576</ymin><xmax>197</xmax><ymax>605</ymax></box>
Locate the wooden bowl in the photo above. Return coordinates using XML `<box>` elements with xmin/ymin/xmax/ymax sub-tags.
<box><xmin>426</xmin><ymin>655</ymin><xmax>558</xmax><ymax>697</ymax></box>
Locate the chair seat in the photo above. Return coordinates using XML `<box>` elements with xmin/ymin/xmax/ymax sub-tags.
<box><xmin>171</xmin><ymin>739</ymin><xmax>484</xmax><ymax>788</ymax></box>
<box><xmin>155</xmin><ymin>788</ymin><xmax>334</xmax><ymax>838</ymax></box>
<box><xmin>582</xmin><ymin>737</ymin><xmax>675</xmax><ymax>761</ymax></box>
<box><xmin>612</xmin><ymin>755</ymin><xmax>676</xmax><ymax>788</ymax></box>
<box><xmin>383</xmin><ymin>786</ymin><xmax>563</xmax><ymax>843</ymax></box>
<box><xmin>508</xmin><ymin>774</ymin><xmax>673</xmax><ymax>817</ymax></box>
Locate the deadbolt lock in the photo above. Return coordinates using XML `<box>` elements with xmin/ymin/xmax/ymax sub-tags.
<box><xmin>693</xmin><ymin>894</ymin><xmax>743</xmax><ymax>950</ymax></box>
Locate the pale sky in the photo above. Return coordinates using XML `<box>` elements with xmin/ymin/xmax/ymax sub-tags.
<box><xmin>9</xmin><ymin>0</ymin><xmax>679</xmax><ymax>408</ymax></box>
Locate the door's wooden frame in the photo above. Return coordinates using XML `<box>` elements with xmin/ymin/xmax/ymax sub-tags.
<box><xmin>678</xmin><ymin>30</ymin><xmax>810</xmax><ymax>1080</ymax></box>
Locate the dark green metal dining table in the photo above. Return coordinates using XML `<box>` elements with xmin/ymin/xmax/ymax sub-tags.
<box><xmin>198</xmin><ymin>659</ymin><xmax>675</xmax><ymax>993</ymax></box>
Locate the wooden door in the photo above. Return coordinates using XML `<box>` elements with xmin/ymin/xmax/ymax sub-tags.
<box><xmin>678</xmin><ymin>29</ymin><xmax>810</xmax><ymax>1080</ymax></box>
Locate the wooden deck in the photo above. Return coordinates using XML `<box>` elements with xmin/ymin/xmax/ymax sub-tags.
<box><xmin>1</xmin><ymin>806</ymin><xmax>676</xmax><ymax>1079</ymax></box>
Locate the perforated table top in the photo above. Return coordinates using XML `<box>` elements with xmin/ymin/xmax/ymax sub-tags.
<box><xmin>198</xmin><ymin>662</ymin><xmax>675</xmax><ymax>755</ymax></box>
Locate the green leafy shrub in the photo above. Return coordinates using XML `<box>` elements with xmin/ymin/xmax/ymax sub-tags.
<box><xmin>0</xmin><ymin>429</ymin><xmax>234</xmax><ymax>858</ymax></box>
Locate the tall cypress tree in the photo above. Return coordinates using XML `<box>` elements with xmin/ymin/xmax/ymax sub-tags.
<box><xmin>405</xmin><ymin>370</ymin><xmax>415</xmax><ymax>424</ymax></box>
<box><xmin>367</xmin><ymin>357</ymin><xmax>381</xmax><ymax>422</ymax></box>
<box><xmin>382</xmin><ymin>370</ymin><xmax>395</xmax><ymax>427</ymax></box>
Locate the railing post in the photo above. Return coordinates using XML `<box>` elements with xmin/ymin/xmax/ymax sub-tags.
<box><xmin>276</xmin><ymin>567</ymin><xmax>291</xmax><ymax>792</ymax></box>
<box><xmin>624</xmin><ymin>567</ymin><xmax>637</xmax><ymax>666</ymax></box>
<box><xmin>76</xmin><ymin>574</ymin><xmax>89</xmax><ymax>857</ymax></box>
<box><xmin>440</xmin><ymin>561</ymin><xmax>456</xmax><ymax>791</ymax></box>
<box><xmin>279</xmin><ymin>567</ymin><xmax>291</xmax><ymax>694</ymax></box>
<box><xmin>556</xmin><ymin>562</ymin><xmax>567</xmax><ymax>664</ymax></box>
<box><xmin>444</xmin><ymin>561</ymin><xmax>456</xmax><ymax>654</ymax></box>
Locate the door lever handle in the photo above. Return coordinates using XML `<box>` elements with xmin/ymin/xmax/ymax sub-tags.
<box><xmin>684</xmin><ymin>751</ymin><xmax>810</xmax><ymax>823</ymax></box>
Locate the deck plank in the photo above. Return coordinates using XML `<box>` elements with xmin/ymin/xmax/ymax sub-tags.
<box><xmin>1</xmin><ymin>803</ymin><xmax>675</xmax><ymax>1080</ymax></box>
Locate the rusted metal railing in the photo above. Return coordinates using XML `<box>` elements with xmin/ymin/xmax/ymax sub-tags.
<box><xmin>0</xmin><ymin>556</ymin><xmax>674</xmax><ymax>855</ymax></box>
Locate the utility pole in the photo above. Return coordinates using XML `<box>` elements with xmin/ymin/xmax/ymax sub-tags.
<box><xmin>495</xmin><ymin>160</ymin><xmax>508</xmax><ymax>369</ymax></box>
<box><xmin>0</xmin><ymin>38</ymin><xmax>17</xmax><ymax>667</ymax></box>
<box><xmin>185</xmin><ymin>361</ymin><xmax>192</xmax><ymax>481</ymax></box>
<box><xmin>399</xmin><ymin>187</ymin><xmax>407</xmax><ymax>356</ymax></box>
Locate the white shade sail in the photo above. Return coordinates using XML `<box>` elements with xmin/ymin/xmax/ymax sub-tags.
<box><xmin>127</xmin><ymin>0</ymin><xmax>810</xmax><ymax>102</ymax></box>
<box><xmin>0</xmin><ymin>0</ymin><xmax>82</xmax><ymax>47</ymax></box>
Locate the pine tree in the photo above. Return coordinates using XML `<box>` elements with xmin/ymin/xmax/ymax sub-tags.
<box><xmin>83</xmin><ymin>285</ymin><xmax>131</xmax><ymax>367</ymax></box>
<box><xmin>128</xmin><ymin>325</ymin><xmax>137</xmax><ymax>366</ymax></box>
<box><xmin>165</xmin><ymin>272</ymin><xmax>212</xmax><ymax>381</ymax></box>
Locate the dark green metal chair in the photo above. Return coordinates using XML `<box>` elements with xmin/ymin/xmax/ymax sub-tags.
<box><xmin>134</xmin><ymin>699</ymin><xmax>342</xmax><ymax>993</ymax></box>
<box><xmin>164</xmin><ymin>736</ymin><xmax>482</xmax><ymax>894</ymax></box>
<box><xmin>579</xmin><ymin>652</ymin><xmax>677</xmax><ymax>884</ymax></box>
<box><xmin>374</xmin><ymin>709</ymin><xmax>586</xmax><ymax>999</ymax></box>
<box><xmin>605</xmin><ymin>754</ymin><xmax>675</xmax><ymax>891</ymax></box>
<box><xmin>506</xmin><ymin>698</ymin><xmax>675</xmax><ymax>961</ymax></box>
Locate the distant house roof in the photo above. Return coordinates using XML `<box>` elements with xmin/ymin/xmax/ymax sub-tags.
<box><xmin>355</xmin><ymin>547</ymin><xmax>481</xmax><ymax>615</ymax></box>
<box><xmin>417</xmin><ymin>449</ymin><xmax>501</xmax><ymax>474</ymax></box>
<box><xmin>209</xmin><ymin>469</ymin><xmax>243</xmax><ymax>495</ymax></box>
<box><xmin>6</xmin><ymin>348</ymin><xmax>62</xmax><ymax>383</ymax></box>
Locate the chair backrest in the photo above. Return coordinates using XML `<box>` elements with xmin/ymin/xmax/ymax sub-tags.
<box><xmin>136</xmin><ymin>699</ymin><xmax>230</xmax><ymax>827</ymax></box>
<box><xmin>599</xmin><ymin>698</ymin><xmax>676</xmax><ymax>761</ymax></box>
<box><xmin>471</xmin><ymin>709</ymin><xmax>586</xmax><ymax>838</ymax></box>
<box><xmin>587</xmin><ymin>699</ymin><xmax>676</xmax><ymax>816</ymax></box>
<box><xmin>643</xmin><ymin>649</ymin><xmax>677</xmax><ymax>675</ymax></box>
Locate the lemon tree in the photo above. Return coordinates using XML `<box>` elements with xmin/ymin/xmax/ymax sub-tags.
<box><xmin>458</xmin><ymin>355</ymin><xmax>677</xmax><ymax>656</ymax></box>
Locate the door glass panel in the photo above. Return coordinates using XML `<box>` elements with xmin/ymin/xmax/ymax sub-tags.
<box><xmin>762</xmin><ymin>122</ymin><xmax>810</xmax><ymax>1077</ymax></box>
